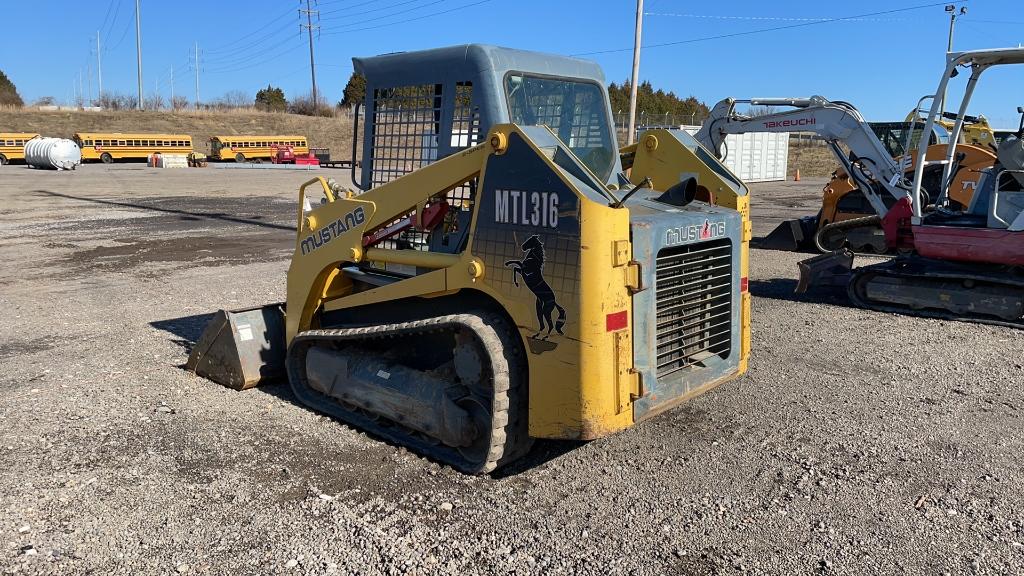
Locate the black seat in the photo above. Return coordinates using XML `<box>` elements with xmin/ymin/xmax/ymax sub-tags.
<box><xmin>922</xmin><ymin>210</ymin><xmax>989</xmax><ymax>228</ymax></box>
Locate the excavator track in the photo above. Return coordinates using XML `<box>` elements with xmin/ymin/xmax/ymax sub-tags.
<box><xmin>814</xmin><ymin>215</ymin><xmax>886</xmax><ymax>253</ymax></box>
<box><xmin>848</xmin><ymin>257</ymin><xmax>1024</xmax><ymax>329</ymax></box>
<box><xmin>286</xmin><ymin>311</ymin><xmax>532</xmax><ymax>474</ymax></box>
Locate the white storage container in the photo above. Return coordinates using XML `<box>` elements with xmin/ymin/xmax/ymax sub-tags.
<box><xmin>25</xmin><ymin>137</ymin><xmax>81</xmax><ymax>170</ymax></box>
<box><xmin>681</xmin><ymin>126</ymin><xmax>790</xmax><ymax>182</ymax></box>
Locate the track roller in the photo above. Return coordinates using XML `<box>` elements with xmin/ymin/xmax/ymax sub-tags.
<box><xmin>286</xmin><ymin>310</ymin><xmax>532</xmax><ymax>474</ymax></box>
<box><xmin>848</xmin><ymin>257</ymin><xmax>1024</xmax><ymax>328</ymax></box>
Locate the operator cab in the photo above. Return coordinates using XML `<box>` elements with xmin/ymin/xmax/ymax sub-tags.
<box><xmin>352</xmin><ymin>44</ymin><xmax>621</xmax><ymax>191</ymax></box>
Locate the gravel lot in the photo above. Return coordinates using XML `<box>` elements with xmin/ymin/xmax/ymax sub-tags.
<box><xmin>1</xmin><ymin>164</ymin><xmax>1022</xmax><ymax>575</ymax></box>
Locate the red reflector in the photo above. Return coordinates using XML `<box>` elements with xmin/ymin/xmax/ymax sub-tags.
<box><xmin>606</xmin><ymin>310</ymin><xmax>628</xmax><ymax>332</ymax></box>
<box><xmin>740</xmin><ymin>277</ymin><xmax>749</xmax><ymax>292</ymax></box>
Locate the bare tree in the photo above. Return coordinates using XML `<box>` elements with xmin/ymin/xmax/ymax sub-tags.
<box><xmin>289</xmin><ymin>91</ymin><xmax>333</xmax><ymax>117</ymax></box>
<box><xmin>171</xmin><ymin>95</ymin><xmax>189</xmax><ymax>111</ymax></box>
<box><xmin>745</xmin><ymin>105</ymin><xmax>778</xmax><ymax>117</ymax></box>
<box><xmin>144</xmin><ymin>93</ymin><xmax>165</xmax><ymax>111</ymax></box>
<box><xmin>211</xmin><ymin>90</ymin><xmax>251</xmax><ymax>110</ymax></box>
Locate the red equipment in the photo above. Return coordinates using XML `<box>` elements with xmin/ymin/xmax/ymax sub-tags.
<box><xmin>271</xmin><ymin>145</ymin><xmax>320</xmax><ymax>166</ymax></box>
<box><xmin>800</xmin><ymin>48</ymin><xmax>1024</xmax><ymax>328</ymax></box>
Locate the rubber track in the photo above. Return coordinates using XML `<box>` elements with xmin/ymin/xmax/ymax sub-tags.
<box><xmin>286</xmin><ymin>311</ymin><xmax>532</xmax><ymax>474</ymax></box>
<box><xmin>848</xmin><ymin>260</ymin><xmax>1024</xmax><ymax>329</ymax></box>
<box><xmin>813</xmin><ymin>215</ymin><xmax>884</xmax><ymax>253</ymax></box>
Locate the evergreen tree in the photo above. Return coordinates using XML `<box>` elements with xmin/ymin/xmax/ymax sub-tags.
<box><xmin>606</xmin><ymin>79</ymin><xmax>709</xmax><ymax>124</ymax></box>
<box><xmin>254</xmin><ymin>85</ymin><xmax>287</xmax><ymax>112</ymax></box>
<box><xmin>0</xmin><ymin>70</ymin><xmax>23</xmax><ymax>107</ymax></box>
<box><xmin>339</xmin><ymin>72</ymin><xmax>366</xmax><ymax>108</ymax></box>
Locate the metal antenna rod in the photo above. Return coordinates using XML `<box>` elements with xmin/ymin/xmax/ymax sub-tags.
<box><xmin>627</xmin><ymin>0</ymin><xmax>644</xmax><ymax>145</ymax></box>
<box><xmin>135</xmin><ymin>0</ymin><xmax>143</xmax><ymax>110</ymax></box>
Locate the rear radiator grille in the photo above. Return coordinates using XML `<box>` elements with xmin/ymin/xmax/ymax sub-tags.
<box><xmin>655</xmin><ymin>239</ymin><xmax>733</xmax><ymax>377</ymax></box>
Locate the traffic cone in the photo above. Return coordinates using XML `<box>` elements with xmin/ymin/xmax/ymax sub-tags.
<box><xmin>794</xmin><ymin>168</ymin><xmax>801</xmax><ymax>182</ymax></box>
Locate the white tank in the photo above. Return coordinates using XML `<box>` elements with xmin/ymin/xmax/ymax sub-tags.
<box><xmin>25</xmin><ymin>137</ymin><xmax>81</xmax><ymax>170</ymax></box>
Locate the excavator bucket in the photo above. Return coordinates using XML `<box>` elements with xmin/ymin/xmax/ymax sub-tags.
<box><xmin>761</xmin><ymin>216</ymin><xmax>818</xmax><ymax>251</ymax></box>
<box><xmin>185</xmin><ymin>304</ymin><xmax>287</xmax><ymax>390</ymax></box>
<box><xmin>796</xmin><ymin>249</ymin><xmax>855</xmax><ymax>294</ymax></box>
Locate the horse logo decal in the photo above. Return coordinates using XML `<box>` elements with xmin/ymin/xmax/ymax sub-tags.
<box><xmin>504</xmin><ymin>235</ymin><xmax>567</xmax><ymax>343</ymax></box>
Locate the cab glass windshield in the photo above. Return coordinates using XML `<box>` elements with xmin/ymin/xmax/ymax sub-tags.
<box><xmin>505</xmin><ymin>74</ymin><xmax>615</xmax><ymax>181</ymax></box>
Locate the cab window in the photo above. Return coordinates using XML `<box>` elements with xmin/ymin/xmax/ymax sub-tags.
<box><xmin>505</xmin><ymin>73</ymin><xmax>615</xmax><ymax>181</ymax></box>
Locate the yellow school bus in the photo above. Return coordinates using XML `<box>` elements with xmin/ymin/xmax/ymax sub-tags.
<box><xmin>73</xmin><ymin>133</ymin><xmax>193</xmax><ymax>163</ymax></box>
<box><xmin>0</xmin><ymin>133</ymin><xmax>40</xmax><ymax>164</ymax></box>
<box><xmin>209</xmin><ymin>135</ymin><xmax>309</xmax><ymax>162</ymax></box>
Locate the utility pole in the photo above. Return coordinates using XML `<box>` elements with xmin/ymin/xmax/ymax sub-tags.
<box><xmin>96</xmin><ymin>30</ymin><xmax>103</xmax><ymax>99</ymax></box>
<box><xmin>87</xmin><ymin>61</ymin><xmax>92</xmax><ymax>104</ymax></box>
<box><xmin>194</xmin><ymin>42</ymin><xmax>201</xmax><ymax>109</ymax></box>
<box><xmin>626</xmin><ymin>0</ymin><xmax>644</xmax><ymax>145</ymax></box>
<box><xmin>941</xmin><ymin>3</ymin><xmax>967</xmax><ymax>114</ymax></box>
<box><xmin>300</xmin><ymin>0</ymin><xmax>320</xmax><ymax>109</ymax></box>
<box><xmin>135</xmin><ymin>0</ymin><xmax>143</xmax><ymax>110</ymax></box>
<box><xmin>78</xmin><ymin>69</ymin><xmax>84</xmax><ymax>107</ymax></box>
<box><xmin>170</xmin><ymin>66</ymin><xmax>175</xmax><ymax>109</ymax></box>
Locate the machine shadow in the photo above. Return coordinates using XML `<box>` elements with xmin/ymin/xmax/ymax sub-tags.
<box><xmin>150</xmin><ymin>313</ymin><xmax>215</xmax><ymax>355</ymax></box>
<box><xmin>750</xmin><ymin>236</ymin><xmax>818</xmax><ymax>254</ymax></box>
<box><xmin>33</xmin><ymin>189</ymin><xmax>294</xmax><ymax>231</ymax></box>
<box><xmin>748</xmin><ymin>278</ymin><xmax>859</xmax><ymax>310</ymax></box>
<box><xmin>150</xmin><ymin>312</ymin><xmax>576</xmax><ymax>475</ymax></box>
<box><xmin>490</xmin><ymin>440</ymin><xmax>588</xmax><ymax>478</ymax></box>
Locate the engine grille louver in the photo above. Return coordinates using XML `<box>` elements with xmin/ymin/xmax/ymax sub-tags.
<box><xmin>654</xmin><ymin>239</ymin><xmax>733</xmax><ymax>378</ymax></box>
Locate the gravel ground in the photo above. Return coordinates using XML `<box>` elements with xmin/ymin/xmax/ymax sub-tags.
<box><xmin>1</xmin><ymin>165</ymin><xmax>1023</xmax><ymax>575</ymax></box>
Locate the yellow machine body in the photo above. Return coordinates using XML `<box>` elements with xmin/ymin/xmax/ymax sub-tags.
<box><xmin>284</xmin><ymin>125</ymin><xmax>750</xmax><ymax>440</ymax></box>
<box><xmin>188</xmin><ymin>45</ymin><xmax>750</xmax><ymax>472</ymax></box>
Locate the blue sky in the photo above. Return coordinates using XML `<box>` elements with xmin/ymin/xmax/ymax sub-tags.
<box><xmin>3</xmin><ymin>1</ymin><xmax>1022</xmax><ymax>126</ymax></box>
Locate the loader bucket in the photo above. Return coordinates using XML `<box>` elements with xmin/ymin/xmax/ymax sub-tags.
<box><xmin>185</xmin><ymin>304</ymin><xmax>287</xmax><ymax>390</ymax></box>
<box><xmin>760</xmin><ymin>216</ymin><xmax>818</xmax><ymax>251</ymax></box>
<box><xmin>795</xmin><ymin>249</ymin><xmax>854</xmax><ymax>294</ymax></box>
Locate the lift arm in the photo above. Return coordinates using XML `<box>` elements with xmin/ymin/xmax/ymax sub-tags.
<box><xmin>694</xmin><ymin>96</ymin><xmax>911</xmax><ymax>217</ymax></box>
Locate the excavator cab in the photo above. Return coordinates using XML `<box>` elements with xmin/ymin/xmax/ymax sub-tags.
<box><xmin>836</xmin><ymin>48</ymin><xmax>1024</xmax><ymax>326</ymax></box>
<box><xmin>187</xmin><ymin>45</ymin><xmax>753</xmax><ymax>473</ymax></box>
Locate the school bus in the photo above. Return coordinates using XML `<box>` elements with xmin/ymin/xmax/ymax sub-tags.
<box><xmin>0</xmin><ymin>133</ymin><xmax>40</xmax><ymax>164</ymax></box>
<box><xmin>73</xmin><ymin>133</ymin><xmax>193</xmax><ymax>163</ymax></box>
<box><xmin>208</xmin><ymin>135</ymin><xmax>309</xmax><ymax>162</ymax></box>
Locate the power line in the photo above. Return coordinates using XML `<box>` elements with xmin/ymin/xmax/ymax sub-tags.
<box><xmin>200</xmin><ymin>20</ymin><xmax>296</xmax><ymax>63</ymax></box>
<box><xmin>202</xmin><ymin>6</ymin><xmax>296</xmax><ymax>55</ymax></box>
<box><xmin>643</xmin><ymin>12</ymin><xmax>909</xmax><ymax>23</ymax></box>
<box><xmin>320</xmin><ymin>0</ymin><xmax>437</xmax><ymax>23</ymax></box>
<box><xmin>106</xmin><ymin>2</ymin><xmax>135</xmax><ymax>53</ymax></box>
<box><xmin>96</xmin><ymin>0</ymin><xmax>118</xmax><ymax>39</ymax></box>
<box><xmin>205</xmin><ymin>40</ymin><xmax>306</xmax><ymax>75</ymax></box>
<box><xmin>967</xmin><ymin>18</ymin><xmax>1024</xmax><ymax>25</ymax></box>
<box><xmin>203</xmin><ymin>0</ymin><xmax>452</xmax><ymax>62</ymax></box>
<box><xmin>321</xmin><ymin>0</ymin><xmax>492</xmax><ymax>36</ymax></box>
<box><xmin>203</xmin><ymin>36</ymin><xmax>305</xmax><ymax>72</ymax></box>
<box><xmin>319</xmin><ymin>0</ymin><xmax>391</xmax><ymax>17</ymax></box>
<box><xmin>323</xmin><ymin>0</ymin><xmax>448</xmax><ymax>28</ymax></box>
<box><xmin>574</xmin><ymin>1</ymin><xmax>954</xmax><ymax>56</ymax></box>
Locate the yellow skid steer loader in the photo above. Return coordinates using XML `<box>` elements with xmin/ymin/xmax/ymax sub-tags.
<box><xmin>187</xmin><ymin>45</ymin><xmax>752</xmax><ymax>473</ymax></box>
